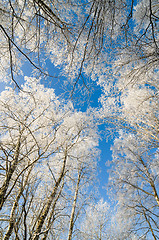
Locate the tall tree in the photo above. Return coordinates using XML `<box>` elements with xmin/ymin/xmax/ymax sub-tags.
<box><xmin>103</xmin><ymin>74</ymin><xmax>159</xmax><ymax>239</ymax></box>
<box><xmin>109</xmin><ymin>131</ymin><xmax>159</xmax><ymax>239</ymax></box>
<box><xmin>0</xmin><ymin>77</ymin><xmax>99</xmax><ymax>239</ymax></box>
<box><xmin>99</xmin><ymin>10</ymin><xmax>159</xmax><ymax>235</ymax></box>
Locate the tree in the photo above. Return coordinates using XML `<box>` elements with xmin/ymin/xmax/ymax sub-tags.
<box><xmin>109</xmin><ymin>131</ymin><xmax>159</xmax><ymax>239</ymax></box>
<box><xmin>67</xmin><ymin>146</ymin><xmax>99</xmax><ymax>240</ymax></box>
<box><xmin>0</xmin><ymin>77</ymin><xmax>100</xmax><ymax>239</ymax></box>
<box><xmin>99</xmin><ymin>7</ymin><xmax>159</xmax><ymax>235</ymax></box>
<box><xmin>102</xmin><ymin>75</ymin><xmax>159</xmax><ymax>239</ymax></box>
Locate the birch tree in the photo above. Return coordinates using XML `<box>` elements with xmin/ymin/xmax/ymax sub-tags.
<box><xmin>67</xmin><ymin>142</ymin><xmax>99</xmax><ymax>240</ymax></box>
<box><xmin>0</xmin><ymin>77</ymin><xmax>99</xmax><ymax>240</ymax></box>
<box><xmin>109</xmin><ymin>131</ymin><xmax>159</xmax><ymax>240</ymax></box>
<box><xmin>99</xmin><ymin>12</ymin><xmax>159</xmax><ymax>236</ymax></box>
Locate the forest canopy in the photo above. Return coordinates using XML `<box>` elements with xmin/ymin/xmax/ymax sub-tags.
<box><xmin>0</xmin><ymin>0</ymin><xmax>159</xmax><ymax>239</ymax></box>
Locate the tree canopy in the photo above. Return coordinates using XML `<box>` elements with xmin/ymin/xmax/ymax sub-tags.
<box><xmin>0</xmin><ymin>0</ymin><xmax>158</xmax><ymax>239</ymax></box>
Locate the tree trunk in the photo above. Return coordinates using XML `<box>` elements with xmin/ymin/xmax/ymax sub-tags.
<box><xmin>67</xmin><ymin>171</ymin><xmax>81</xmax><ymax>240</ymax></box>
<box><xmin>41</xmin><ymin>182</ymin><xmax>64</xmax><ymax>240</ymax></box>
<box><xmin>3</xmin><ymin>167</ymin><xmax>32</xmax><ymax>240</ymax></box>
<box><xmin>31</xmin><ymin>153</ymin><xmax>67</xmax><ymax>240</ymax></box>
<box><xmin>0</xmin><ymin>136</ymin><xmax>21</xmax><ymax>211</ymax></box>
